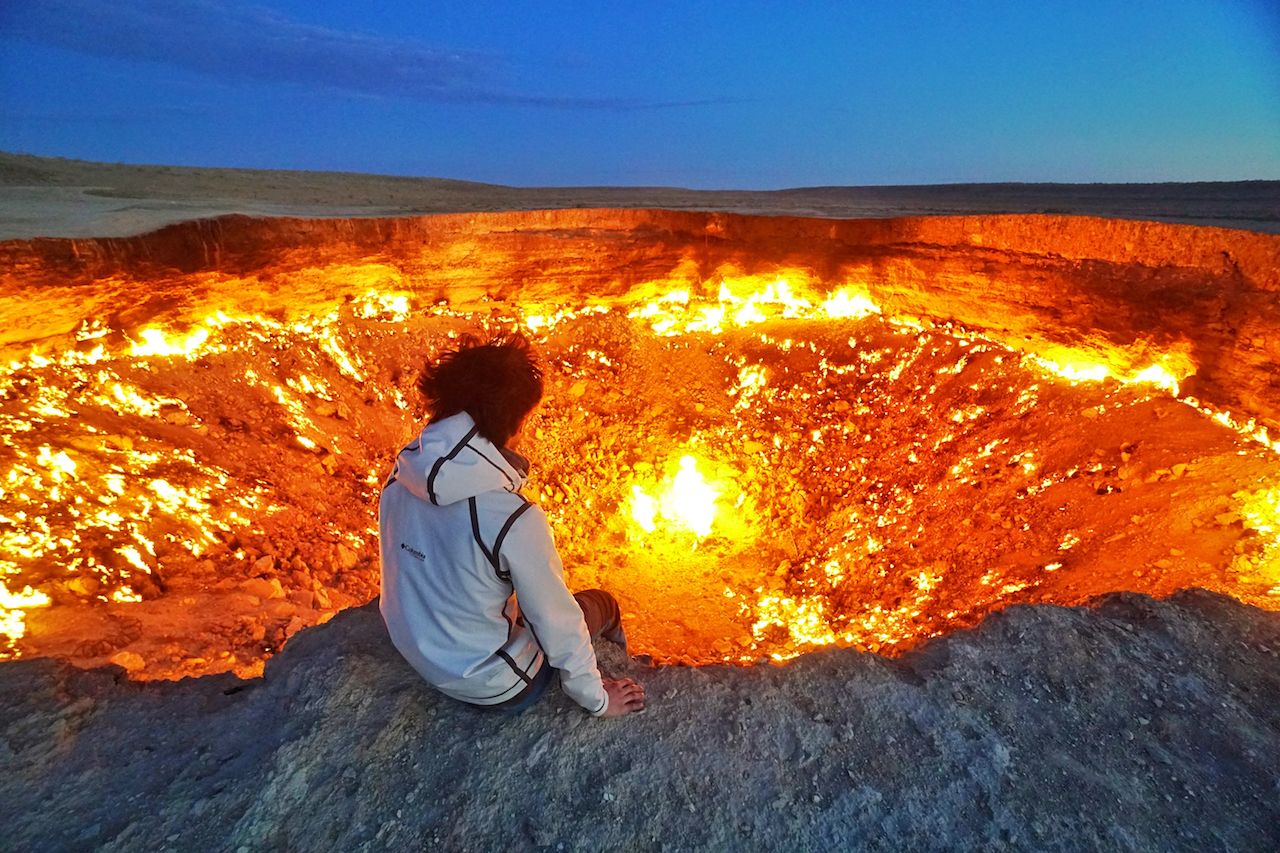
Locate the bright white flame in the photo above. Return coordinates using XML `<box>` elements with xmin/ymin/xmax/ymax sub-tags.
<box><xmin>822</xmin><ymin>289</ymin><xmax>881</xmax><ymax>319</ymax></box>
<box><xmin>628</xmin><ymin>455</ymin><xmax>721</xmax><ymax>538</ymax></box>
<box><xmin>354</xmin><ymin>291</ymin><xmax>411</xmax><ymax>321</ymax></box>
<box><xmin>0</xmin><ymin>582</ymin><xmax>50</xmax><ymax>610</ymax></box>
<box><xmin>665</xmin><ymin>455</ymin><xmax>718</xmax><ymax>537</ymax></box>
<box><xmin>130</xmin><ymin>327</ymin><xmax>210</xmax><ymax>358</ymax></box>
<box><xmin>1025</xmin><ymin>349</ymin><xmax>1194</xmax><ymax>395</ymax></box>
<box><xmin>36</xmin><ymin>446</ymin><xmax>77</xmax><ymax>481</ymax></box>
<box><xmin>0</xmin><ymin>580</ymin><xmax>51</xmax><ymax>647</ymax></box>
<box><xmin>630</xmin><ymin>486</ymin><xmax>658</xmax><ymax>533</ymax></box>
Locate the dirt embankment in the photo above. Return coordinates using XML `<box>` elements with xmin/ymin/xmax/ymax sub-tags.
<box><xmin>1</xmin><ymin>590</ymin><xmax>1276</xmax><ymax>850</ymax></box>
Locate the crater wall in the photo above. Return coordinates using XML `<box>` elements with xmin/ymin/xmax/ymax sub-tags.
<box><xmin>2</xmin><ymin>210</ymin><xmax>1278</xmax><ymax>428</ymax></box>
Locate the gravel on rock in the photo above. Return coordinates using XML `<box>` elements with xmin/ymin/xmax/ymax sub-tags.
<box><xmin>1</xmin><ymin>589</ymin><xmax>1278</xmax><ymax>851</ymax></box>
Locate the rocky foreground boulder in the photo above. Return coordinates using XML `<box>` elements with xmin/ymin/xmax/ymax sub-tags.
<box><xmin>2</xmin><ymin>590</ymin><xmax>1277</xmax><ymax>851</ymax></box>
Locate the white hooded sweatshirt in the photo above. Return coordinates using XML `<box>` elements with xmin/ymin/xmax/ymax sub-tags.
<box><xmin>378</xmin><ymin>411</ymin><xmax>608</xmax><ymax>715</ymax></box>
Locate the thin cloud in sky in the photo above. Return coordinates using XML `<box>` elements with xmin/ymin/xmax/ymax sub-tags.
<box><xmin>0</xmin><ymin>0</ymin><xmax>719</xmax><ymax>110</ymax></box>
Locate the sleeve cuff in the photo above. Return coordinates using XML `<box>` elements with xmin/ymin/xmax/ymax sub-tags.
<box><xmin>590</xmin><ymin>692</ymin><xmax>609</xmax><ymax>717</ymax></box>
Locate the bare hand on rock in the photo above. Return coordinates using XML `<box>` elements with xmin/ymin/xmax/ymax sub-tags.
<box><xmin>600</xmin><ymin>677</ymin><xmax>646</xmax><ymax>718</ymax></box>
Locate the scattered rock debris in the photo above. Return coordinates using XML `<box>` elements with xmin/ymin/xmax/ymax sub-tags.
<box><xmin>0</xmin><ymin>591</ymin><xmax>1276</xmax><ymax>850</ymax></box>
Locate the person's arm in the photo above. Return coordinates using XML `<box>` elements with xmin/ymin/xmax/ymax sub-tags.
<box><xmin>502</xmin><ymin>505</ymin><xmax>609</xmax><ymax>715</ymax></box>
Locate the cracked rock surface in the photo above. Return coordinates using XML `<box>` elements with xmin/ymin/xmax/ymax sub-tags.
<box><xmin>2</xmin><ymin>589</ymin><xmax>1277</xmax><ymax>851</ymax></box>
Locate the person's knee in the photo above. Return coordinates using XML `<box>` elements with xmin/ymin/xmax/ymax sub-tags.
<box><xmin>573</xmin><ymin>588</ymin><xmax>620</xmax><ymax>637</ymax></box>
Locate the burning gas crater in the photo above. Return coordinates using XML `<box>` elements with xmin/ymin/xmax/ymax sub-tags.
<box><xmin>2</xmin><ymin>264</ymin><xmax>1279</xmax><ymax>679</ymax></box>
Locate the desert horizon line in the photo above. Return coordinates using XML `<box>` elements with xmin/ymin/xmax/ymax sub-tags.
<box><xmin>4</xmin><ymin>150</ymin><xmax>1277</xmax><ymax>194</ymax></box>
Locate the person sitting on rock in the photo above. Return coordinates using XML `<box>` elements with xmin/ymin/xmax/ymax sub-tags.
<box><xmin>378</xmin><ymin>334</ymin><xmax>645</xmax><ymax>718</ymax></box>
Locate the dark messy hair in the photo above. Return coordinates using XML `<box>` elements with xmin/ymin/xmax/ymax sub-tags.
<box><xmin>417</xmin><ymin>334</ymin><xmax>544</xmax><ymax>447</ymax></box>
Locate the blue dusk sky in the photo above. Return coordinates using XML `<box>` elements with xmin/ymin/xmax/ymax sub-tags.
<box><xmin>1</xmin><ymin>1</ymin><xmax>1277</xmax><ymax>187</ymax></box>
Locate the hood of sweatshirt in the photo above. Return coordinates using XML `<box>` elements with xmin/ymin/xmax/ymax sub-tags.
<box><xmin>391</xmin><ymin>411</ymin><xmax>529</xmax><ymax>506</ymax></box>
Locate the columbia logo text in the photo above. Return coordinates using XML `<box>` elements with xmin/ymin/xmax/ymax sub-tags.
<box><xmin>400</xmin><ymin>542</ymin><xmax>427</xmax><ymax>560</ymax></box>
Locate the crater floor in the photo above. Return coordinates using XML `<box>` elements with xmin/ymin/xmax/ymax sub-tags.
<box><xmin>3</xmin><ymin>282</ymin><xmax>1277</xmax><ymax>676</ymax></box>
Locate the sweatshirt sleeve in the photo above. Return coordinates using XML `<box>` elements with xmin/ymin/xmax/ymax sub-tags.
<box><xmin>502</xmin><ymin>505</ymin><xmax>608</xmax><ymax>715</ymax></box>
